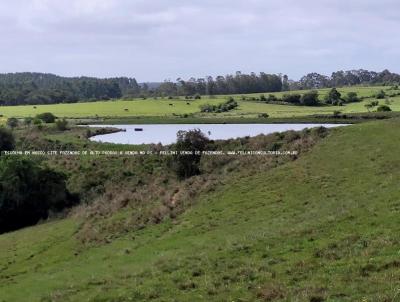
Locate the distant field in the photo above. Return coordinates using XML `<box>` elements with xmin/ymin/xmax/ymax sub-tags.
<box><xmin>229</xmin><ymin>96</ymin><xmax>400</xmax><ymax>118</ymax></box>
<box><xmin>0</xmin><ymin>85</ymin><xmax>398</xmax><ymax>119</ymax></box>
<box><xmin>0</xmin><ymin>99</ymin><xmax>224</xmax><ymax>119</ymax></box>
<box><xmin>231</xmin><ymin>85</ymin><xmax>389</xmax><ymax>99</ymax></box>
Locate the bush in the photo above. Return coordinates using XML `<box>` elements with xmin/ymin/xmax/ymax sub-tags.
<box><xmin>194</xmin><ymin>94</ymin><xmax>201</xmax><ymax>100</ymax></box>
<box><xmin>200</xmin><ymin>98</ymin><xmax>238</xmax><ymax>113</ymax></box>
<box><xmin>259</xmin><ymin>94</ymin><xmax>267</xmax><ymax>102</ymax></box>
<box><xmin>220</xmin><ymin>98</ymin><xmax>238</xmax><ymax>111</ymax></box>
<box><xmin>282</xmin><ymin>94</ymin><xmax>301</xmax><ymax>104</ymax></box>
<box><xmin>376</xmin><ymin>105</ymin><xmax>392</xmax><ymax>112</ymax></box>
<box><xmin>55</xmin><ymin>118</ymin><xmax>69</xmax><ymax>131</ymax></box>
<box><xmin>0</xmin><ymin>128</ymin><xmax>15</xmax><ymax>152</ymax></box>
<box><xmin>345</xmin><ymin>92</ymin><xmax>359</xmax><ymax>103</ymax></box>
<box><xmin>267</xmin><ymin>94</ymin><xmax>278</xmax><ymax>102</ymax></box>
<box><xmin>6</xmin><ymin>118</ymin><xmax>19</xmax><ymax>129</ymax></box>
<box><xmin>325</xmin><ymin>88</ymin><xmax>342</xmax><ymax>105</ymax></box>
<box><xmin>301</xmin><ymin>90</ymin><xmax>319</xmax><ymax>106</ymax></box>
<box><xmin>364</xmin><ymin>101</ymin><xmax>379</xmax><ymax>112</ymax></box>
<box><xmin>0</xmin><ymin>157</ymin><xmax>78</xmax><ymax>233</ymax></box>
<box><xmin>171</xmin><ymin>129</ymin><xmax>209</xmax><ymax>179</ymax></box>
<box><xmin>376</xmin><ymin>90</ymin><xmax>386</xmax><ymax>99</ymax></box>
<box><xmin>36</xmin><ymin>112</ymin><xmax>56</xmax><ymax>123</ymax></box>
<box><xmin>24</xmin><ymin>117</ymin><xmax>33</xmax><ymax>126</ymax></box>
<box><xmin>85</xmin><ymin>129</ymin><xmax>92</xmax><ymax>138</ymax></box>
<box><xmin>33</xmin><ymin>118</ymin><xmax>42</xmax><ymax>125</ymax></box>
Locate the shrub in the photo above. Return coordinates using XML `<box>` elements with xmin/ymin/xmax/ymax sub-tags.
<box><xmin>33</xmin><ymin>118</ymin><xmax>42</xmax><ymax>125</ymax></box>
<box><xmin>364</xmin><ymin>101</ymin><xmax>379</xmax><ymax>112</ymax></box>
<box><xmin>376</xmin><ymin>90</ymin><xmax>386</xmax><ymax>99</ymax></box>
<box><xmin>282</xmin><ymin>94</ymin><xmax>301</xmax><ymax>104</ymax></box>
<box><xmin>85</xmin><ymin>129</ymin><xmax>92</xmax><ymax>138</ymax></box>
<box><xmin>259</xmin><ymin>94</ymin><xmax>267</xmax><ymax>102</ymax></box>
<box><xmin>376</xmin><ymin>105</ymin><xmax>392</xmax><ymax>112</ymax></box>
<box><xmin>325</xmin><ymin>88</ymin><xmax>342</xmax><ymax>105</ymax></box>
<box><xmin>220</xmin><ymin>98</ymin><xmax>238</xmax><ymax>111</ymax></box>
<box><xmin>6</xmin><ymin>118</ymin><xmax>19</xmax><ymax>129</ymax></box>
<box><xmin>0</xmin><ymin>128</ymin><xmax>15</xmax><ymax>152</ymax></box>
<box><xmin>301</xmin><ymin>90</ymin><xmax>319</xmax><ymax>106</ymax></box>
<box><xmin>55</xmin><ymin>118</ymin><xmax>69</xmax><ymax>131</ymax></box>
<box><xmin>0</xmin><ymin>157</ymin><xmax>78</xmax><ymax>233</ymax></box>
<box><xmin>194</xmin><ymin>94</ymin><xmax>201</xmax><ymax>100</ymax></box>
<box><xmin>267</xmin><ymin>94</ymin><xmax>278</xmax><ymax>102</ymax></box>
<box><xmin>24</xmin><ymin>117</ymin><xmax>33</xmax><ymax>126</ymax></box>
<box><xmin>36</xmin><ymin>112</ymin><xmax>56</xmax><ymax>123</ymax></box>
<box><xmin>200</xmin><ymin>98</ymin><xmax>238</xmax><ymax>113</ymax></box>
<box><xmin>345</xmin><ymin>92</ymin><xmax>359</xmax><ymax>103</ymax></box>
<box><xmin>171</xmin><ymin>129</ymin><xmax>209</xmax><ymax>179</ymax></box>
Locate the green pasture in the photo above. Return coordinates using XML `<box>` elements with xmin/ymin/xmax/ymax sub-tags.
<box><xmin>0</xmin><ymin>85</ymin><xmax>399</xmax><ymax>119</ymax></box>
<box><xmin>229</xmin><ymin>96</ymin><xmax>400</xmax><ymax>117</ymax></box>
<box><xmin>0</xmin><ymin>99</ymin><xmax>224</xmax><ymax>119</ymax></box>
<box><xmin>233</xmin><ymin>85</ymin><xmax>389</xmax><ymax>99</ymax></box>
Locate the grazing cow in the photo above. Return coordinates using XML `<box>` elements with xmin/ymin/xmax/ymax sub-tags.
<box><xmin>33</xmin><ymin>106</ymin><xmax>37</xmax><ymax>109</ymax></box>
<box><xmin>169</xmin><ymin>103</ymin><xmax>173</xmax><ymax>106</ymax></box>
<box><xmin>187</xmin><ymin>102</ymin><xmax>190</xmax><ymax>105</ymax></box>
<box><xmin>124</xmin><ymin>108</ymin><xmax>129</xmax><ymax>111</ymax></box>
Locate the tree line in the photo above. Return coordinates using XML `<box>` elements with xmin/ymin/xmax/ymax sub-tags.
<box><xmin>293</xmin><ymin>69</ymin><xmax>400</xmax><ymax>90</ymax></box>
<box><xmin>0</xmin><ymin>69</ymin><xmax>399</xmax><ymax>106</ymax></box>
<box><xmin>0</xmin><ymin>73</ymin><xmax>136</xmax><ymax>106</ymax></box>
<box><xmin>157</xmin><ymin>72</ymin><xmax>283</xmax><ymax>96</ymax></box>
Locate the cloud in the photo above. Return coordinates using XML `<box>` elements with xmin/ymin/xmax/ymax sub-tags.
<box><xmin>0</xmin><ymin>0</ymin><xmax>398</xmax><ymax>80</ymax></box>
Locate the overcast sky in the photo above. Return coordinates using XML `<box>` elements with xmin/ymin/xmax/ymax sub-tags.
<box><xmin>0</xmin><ymin>0</ymin><xmax>398</xmax><ymax>81</ymax></box>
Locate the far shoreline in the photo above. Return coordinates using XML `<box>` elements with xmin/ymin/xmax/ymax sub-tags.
<box><xmin>73</xmin><ymin>112</ymin><xmax>399</xmax><ymax>126</ymax></box>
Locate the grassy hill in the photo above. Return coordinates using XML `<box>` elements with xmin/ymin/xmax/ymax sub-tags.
<box><xmin>0</xmin><ymin>86</ymin><xmax>399</xmax><ymax>120</ymax></box>
<box><xmin>1</xmin><ymin>118</ymin><xmax>400</xmax><ymax>301</ymax></box>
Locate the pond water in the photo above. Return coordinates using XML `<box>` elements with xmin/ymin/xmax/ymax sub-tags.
<box><xmin>87</xmin><ymin>124</ymin><xmax>348</xmax><ymax>145</ymax></box>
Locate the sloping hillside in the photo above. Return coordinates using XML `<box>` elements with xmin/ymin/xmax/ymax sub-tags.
<box><xmin>1</xmin><ymin>119</ymin><xmax>400</xmax><ymax>301</ymax></box>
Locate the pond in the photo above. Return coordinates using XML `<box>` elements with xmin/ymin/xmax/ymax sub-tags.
<box><xmin>87</xmin><ymin>124</ymin><xmax>349</xmax><ymax>145</ymax></box>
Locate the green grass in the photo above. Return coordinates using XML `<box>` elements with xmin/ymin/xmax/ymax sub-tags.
<box><xmin>0</xmin><ymin>86</ymin><xmax>399</xmax><ymax>120</ymax></box>
<box><xmin>0</xmin><ymin>99</ymin><xmax>224</xmax><ymax>119</ymax></box>
<box><xmin>232</xmin><ymin>85</ymin><xmax>389</xmax><ymax>99</ymax></box>
<box><xmin>1</xmin><ymin>118</ymin><xmax>400</xmax><ymax>301</ymax></box>
<box><xmin>230</xmin><ymin>96</ymin><xmax>400</xmax><ymax>118</ymax></box>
